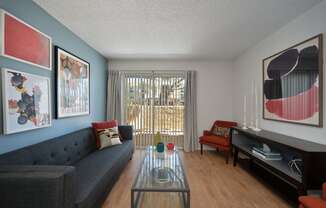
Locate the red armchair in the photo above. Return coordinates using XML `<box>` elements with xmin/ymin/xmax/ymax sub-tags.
<box><xmin>299</xmin><ymin>183</ymin><xmax>326</xmax><ymax>208</ymax></box>
<box><xmin>199</xmin><ymin>120</ymin><xmax>237</xmax><ymax>164</ymax></box>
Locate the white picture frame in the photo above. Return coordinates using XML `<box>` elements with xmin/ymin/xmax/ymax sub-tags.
<box><xmin>0</xmin><ymin>9</ymin><xmax>52</xmax><ymax>70</ymax></box>
<box><xmin>2</xmin><ymin>68</ymin><xmax>52</xmax><ymax>134</ymax></box>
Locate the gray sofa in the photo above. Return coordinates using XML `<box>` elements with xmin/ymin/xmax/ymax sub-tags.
<box><xmin>0</xmin><ymin>126</ymin><xmax>134</xmax><ymax>208</ymax></box>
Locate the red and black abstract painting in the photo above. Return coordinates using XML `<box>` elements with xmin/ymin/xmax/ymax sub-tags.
<box><xmin>263</xmin><ymin>34</ymin><xmax>323</xmax><ymax>127</ymax></box>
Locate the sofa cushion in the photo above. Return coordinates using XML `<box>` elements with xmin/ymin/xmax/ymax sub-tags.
<box><xmin>74</xmin><ymin>140</ymin><xmax>134</xmax><ymax>208</ymax></box>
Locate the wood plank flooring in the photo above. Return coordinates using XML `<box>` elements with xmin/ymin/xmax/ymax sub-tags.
<box><xmin>102</xmin><ymin>150</ymin><xmax>293</xmax><ymax>208</ymax></box>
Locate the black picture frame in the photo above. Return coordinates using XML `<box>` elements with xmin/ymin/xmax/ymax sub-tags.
<box><xmin>54</xmin><ymin>46</ymin><xmax>90</xmax><ymax>119</ymax></box>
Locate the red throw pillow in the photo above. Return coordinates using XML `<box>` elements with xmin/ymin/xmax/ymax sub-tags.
<box><xmin>92</xmin><ymin>120</ymin><xmax>118</xmax><ymax>148</ymax></box>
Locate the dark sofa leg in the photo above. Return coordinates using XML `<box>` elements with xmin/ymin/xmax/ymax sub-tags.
<box><xmin>200</xmin><ymin>144</ymin><xmax>203</xmax><ymax>155</ymax></box>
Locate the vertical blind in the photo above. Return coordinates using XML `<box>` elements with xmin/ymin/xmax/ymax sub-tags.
<box><xmin>122</xmin><ymin>71</ymin><xmax>185</xmax><ymax>148</ymax></box>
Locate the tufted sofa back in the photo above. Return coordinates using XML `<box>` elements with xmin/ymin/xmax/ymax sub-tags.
<box><xmin>0</xmin><ymin>128</ymin><xmax>96</xmax><ymax>166</ymax></box>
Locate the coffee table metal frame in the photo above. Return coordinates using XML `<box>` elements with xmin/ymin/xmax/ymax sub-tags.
<box><xmin>131</xmin><ymin>147</ymin><xmax>190</xmax><ymax>208</ymax></box>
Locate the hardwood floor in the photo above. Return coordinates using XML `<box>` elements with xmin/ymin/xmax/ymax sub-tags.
<box><xmin>102</xmin><ymin>150</ymin><xmax>293</xmax><ymax>208</ymax></box>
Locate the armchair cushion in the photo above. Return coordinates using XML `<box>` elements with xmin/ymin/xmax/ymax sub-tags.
<box><xmin>203</xmin><ymin>130</ymin><xmax>213</xmax><ymax>136</ymax></box>
<box><xmin>299</xmin><ymin>196</ymin><xmax>326</xmax><ymax>208</ymax></box>
<box><xmin>200</xmin><ymin>135</ymin><xmax>229</xmax><ymax>147</ymax></box>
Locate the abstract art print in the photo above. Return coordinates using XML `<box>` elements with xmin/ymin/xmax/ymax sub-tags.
<box><xmin>2</xmin><ymin>68</ymin><xmax>51</xmax><ymax>134</ymax></box>
<box><xmin>0</xmin><ymin>9</ymin><xmax>52</xmax><ymax>70</ymax></box>
<box><xmin>55</xmin><ymin>46</ymin><xmax>90</xmax><ymax>118</ymax></box>
<box><xmin>263</xmin><ymin>34</ymin><xmax>323</xmax><ymax>127</ymax></box>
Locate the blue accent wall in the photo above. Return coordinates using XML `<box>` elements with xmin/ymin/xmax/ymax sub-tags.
<box><xmin>0</xmin><ymin>0</ymin><xmax>108</xmax><ymax>154</ymax></box>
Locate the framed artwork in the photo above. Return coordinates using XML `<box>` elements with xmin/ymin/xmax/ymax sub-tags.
<box><xmin>2</xmin><ymin>68</ymin><xmax>52</xmax><ymax>134</ymax></box>
<box><xmin>0</xmin><ymin>9</ymin><xmax>52</xmax><ymax>70</ymax></box>
<box><xmin>55</xmin><ymin>46</ymin><xmax>90</xmax><ymax>118</ymax></box>
<box><xmin>263</xmin><ymin>34</ymin><xmax>323</xmax><ymax>127</ymax></box>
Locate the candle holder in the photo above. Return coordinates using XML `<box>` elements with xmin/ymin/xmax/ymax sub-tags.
<box><xmin>252</xmin><ymin>127</ymin><xmax>261</xmax><ymax>132</ymax></box>
<box><xmin>250</xmin><ymin>81</ymin><xmax>261</xmax><ymax>132</ymax></box>
<box><xmin>252</xmin><ymin>118</ymin><xmax>261</xmax><ymax>132</ymax></box>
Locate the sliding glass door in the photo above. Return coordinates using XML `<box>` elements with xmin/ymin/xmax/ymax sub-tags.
<box><xmin>123</xmin><ymin>71</ymin><xmax>185</xmax><ymax>148</ymax></box>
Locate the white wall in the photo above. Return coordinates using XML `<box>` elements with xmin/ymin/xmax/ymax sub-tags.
<box><xmin>109</xmin><ymin>60</ymin><xmax>234</xmax><ymax>139</ymax></box>
<box><xmin>233</xmin><ymin>1</ymin><xmax>326</xmax><ymax>144</ymax></box>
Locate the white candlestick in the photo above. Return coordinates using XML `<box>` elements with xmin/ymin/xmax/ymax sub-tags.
<box><xmin>253</xmin><ymin>83</ymin><xmax>261</xmax><ymax>131</ymax></box>
<box><xmin>242</xmin><ymin>95</ymin><xmax>248</xmax><ymax>129</ymax></box>
<box><xmin>255</xmin><ymin>85</ymin><xmax>258</xmax><ymax>117</ymax></box>
<box><xmin>244</xmin><ymin>96</ymin><xmax>247</xmax><ymax>114</ymax></box>
<box><xmin>249</xmin><ymin>81</ymin><xmax>255</xmax><ymax>128</ymax></box>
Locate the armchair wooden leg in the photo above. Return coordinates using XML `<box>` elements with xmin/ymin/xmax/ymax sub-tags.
<box><xmin>225</xmin><ymin>149</ymin><xmax>230</xmax><ymax>164</ymax></box>
<box><xmin>200</xmin><ymin>144</ymin><xmax>203</xmax><ymax>155</ymax></box>
<box><xmin>233</xmin><ymin>148</ymin><xmax>239</xmax><ymax>167</ymax></box>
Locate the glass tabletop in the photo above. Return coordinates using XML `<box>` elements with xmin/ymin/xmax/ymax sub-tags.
<box><xmin>132</xmin><ymin>146</ymin><xmax>189</xmax><ymax>192</ymax></box>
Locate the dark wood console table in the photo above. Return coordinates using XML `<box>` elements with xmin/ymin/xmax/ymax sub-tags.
<box><xmin>231</xmin><ymin>127</ymin><xmax>326</xmax><ymax>196</ymax></box>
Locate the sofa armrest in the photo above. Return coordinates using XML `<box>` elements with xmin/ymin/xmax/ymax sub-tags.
<box><xmin>119</xmin><ymin>125</ymin><xmax>133</xmax><ymax>140</ymax></box>
<box><xmin>0</xmin><ymin>165</ymin><xmax>76</xmax><ymax>208</ymax></box>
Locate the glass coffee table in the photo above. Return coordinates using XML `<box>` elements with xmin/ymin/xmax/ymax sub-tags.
<box><xmin>131</xmin><ymin>146</ymin><xmax>190</xmax><ymax>208</ymax></box>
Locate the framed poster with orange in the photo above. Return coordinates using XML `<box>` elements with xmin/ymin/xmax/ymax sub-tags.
<box><xmin>55</xmin><ymin>46</ymin><xmax>90</xmax><ymax>118</ymax></box>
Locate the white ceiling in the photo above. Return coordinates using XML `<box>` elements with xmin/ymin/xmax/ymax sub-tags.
<box><xmin>34</xmin><ymin>0</ymin><xmax>323</xmax><ymax>60</ymax></box>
